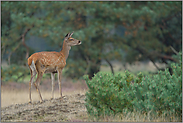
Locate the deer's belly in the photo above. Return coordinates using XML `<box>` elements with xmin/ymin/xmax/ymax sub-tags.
<box><xmin>44</xmin><ymin>69</ymin><xmax>57</xmax><ymax>73</ymax></box>
<box><xmin>43</xmin><ymin>65</ymin><xmax>57</xmax><ymax>73</ymax></box>
<box><xmin>40</xmin><ymin>63</ymin><xmax>65</xmax><ymax>73</ymax></box>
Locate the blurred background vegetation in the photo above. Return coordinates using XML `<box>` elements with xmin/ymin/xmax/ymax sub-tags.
<box><xmin>1</xmin><ymin>1</ymin><xmax>182</xmax><ymax>82</ymax></box>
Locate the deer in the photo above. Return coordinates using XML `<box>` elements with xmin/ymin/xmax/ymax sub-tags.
<box><xmin>27</xmin><ymin>32</ymin><xmax>81</xmax><ymax>104</ymax></box>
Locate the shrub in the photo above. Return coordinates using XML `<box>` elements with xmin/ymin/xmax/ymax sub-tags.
<box><xmin>84</xmin><ymin>52</ymin><xmax>182</xmax><ymax>118</ymax></box>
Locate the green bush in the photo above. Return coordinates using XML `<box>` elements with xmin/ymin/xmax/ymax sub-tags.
<box><xmin>84</xmin><ymin>52</ymin><xmax>182</xmax><ymax>118</ymax></box>
<box><xmin>1</xmin><ymin>64</ymin><xmax>30</xmax><ymax>82</ymax></box>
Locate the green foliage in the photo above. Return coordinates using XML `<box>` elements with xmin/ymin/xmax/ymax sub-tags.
<box><xmin>84</xmin><ymin>52</ymin><xmax>182</xmax><ymax>118</ymax></box>
<box><xmin>1</xmin><ymin>1</ymin><xmax>182</xmax><ymax>81</ymax></box>
<box><xmin>64</xmin><ymin>58</ymin><xmax>88</xmax><ymax>80</ymax></box>
<box><xmin>1</xmin><ymin>64</ymin><xmax>30</xmax><ymax>82</ymax></box>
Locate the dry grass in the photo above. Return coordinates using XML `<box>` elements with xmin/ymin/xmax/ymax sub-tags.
<box><xmin>101</xmin><ymin>60</ymin><xmax>167</xmax><ymax>73</ymax></box>
<box><xmin>1</xmin><ymin>89</ymin><xmax>87</xmax><ymax>107</ymax></box>
<box><xmin>89</xmin><ymin>110</ymin><xmax>182</xmax><ymax>122</ymax></box>
<box><xmin>1</xmin><ymin>78</ymin><xmax>88</xmax><ymax>107</ymax></box>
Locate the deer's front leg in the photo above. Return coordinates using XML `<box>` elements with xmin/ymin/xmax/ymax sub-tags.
<box><xmin>57</xmin><ymin>69</ymin><xmax>63</xmax><ymax>98</ymax></box>
<box><xmin>51</xmin><ymin>72</ymin><xmax>55</xmax><ymax>100</ymax></box>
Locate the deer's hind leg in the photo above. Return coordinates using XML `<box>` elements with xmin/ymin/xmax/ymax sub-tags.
<box><xmin>29</xmin><ymin>61</ymin><xmax>37</xmax><ymax>104</ymax></box>
<box><xmin>34</xmin><ymin>62</ymin><xmax>45</xmax><ymax>103</ymax></box>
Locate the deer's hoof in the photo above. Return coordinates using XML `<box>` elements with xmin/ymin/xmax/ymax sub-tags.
<box><xmin>59</xmin><ymin>96</ymin><xmax>65</xmax><ymax>100</ymax></box>
<box><xmin>28</xmin><ymin>101</ymin><xmax>32</xmax><ymax>104</ymax></box>
<box><xmin>39</xmin><ymin>100</ymin><xmax>43</xmax><ymax>103</ymax></box>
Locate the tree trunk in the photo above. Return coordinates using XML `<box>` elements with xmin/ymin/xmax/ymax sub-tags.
<box><xmin>88</xmin><ymin>59</ymin><xmax>101</xmax><ymax>79</ymax></box>
<box><xmin>105</xmin><ymin>58</ymin><xmax>114</xmax><ymax>75</ymax></box>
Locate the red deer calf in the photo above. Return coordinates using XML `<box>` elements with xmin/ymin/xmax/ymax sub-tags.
<box><xmin>27</xmin><ymin>32</ymin><xmax>81</xmax><ymax>103</ymax></box>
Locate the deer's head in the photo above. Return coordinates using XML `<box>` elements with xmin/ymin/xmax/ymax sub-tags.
<box><xmin>64</xmin><ymin>32</ymin><xmax>81</xmax><ymax>46</ymax></box>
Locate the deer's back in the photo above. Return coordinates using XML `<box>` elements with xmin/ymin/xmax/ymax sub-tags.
<box><xmin>28</xmin><ymin>51</ymin><xmax>66</xmax><ymax>69</ymax></box>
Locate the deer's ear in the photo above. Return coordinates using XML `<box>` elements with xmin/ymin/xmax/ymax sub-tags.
<box><xmin>65</xmin><ymin>33</ymin><xmax>70</xmax><ymax>38</ymax></box>
<box><xmin>69</xmin><ymin>32</ymin><xmax>74</xmax><ymax>37</ymax></box>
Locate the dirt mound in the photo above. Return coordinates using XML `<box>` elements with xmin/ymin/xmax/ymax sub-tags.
<box><xmin>1</xmin><ymin>94</ymin><xmax>88</xmax><ymax>122</ymax></box>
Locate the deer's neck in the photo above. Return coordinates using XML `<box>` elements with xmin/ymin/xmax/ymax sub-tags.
<box><xmin>60</xmin><ymin>40</ymin><xmax>71</xmax><ymax>60</ymax></box>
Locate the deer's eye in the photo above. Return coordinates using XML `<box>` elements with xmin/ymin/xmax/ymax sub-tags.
<box><xmin>70</xmin><ymin>39</ymin><xmax>73</xmax><ymax>41</ymax></box>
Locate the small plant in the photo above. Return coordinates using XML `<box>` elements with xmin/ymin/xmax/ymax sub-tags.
<box><xmin>84</xmin><ymin>52</ymin><xmax>182</xmax><ymax>119</ymax></box>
